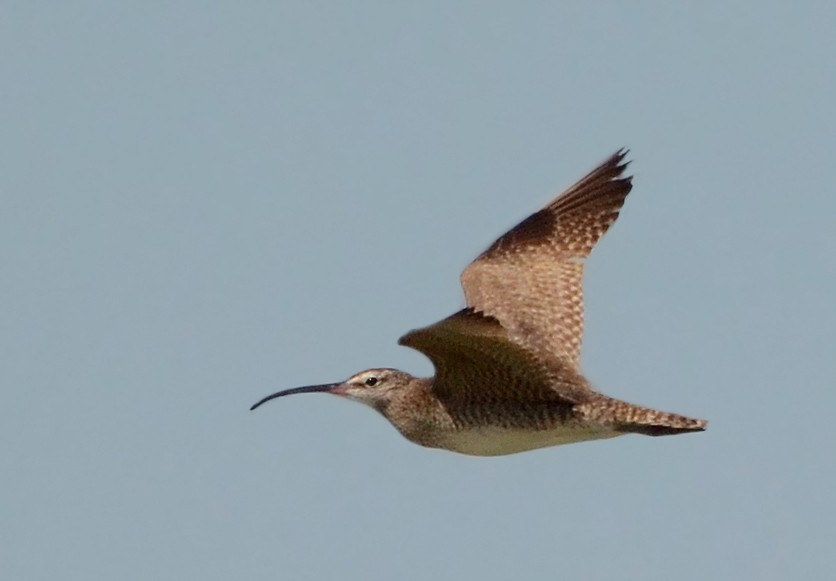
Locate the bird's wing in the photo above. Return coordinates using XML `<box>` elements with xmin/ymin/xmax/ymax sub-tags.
<box><xmin>459</xmin><ymin>150</ymin><xmax>632</xmax><ymax>370</ymax></box>
<box><xmin>398</xmin><ymin>309</ymin><xmax>594</xmax><ymax>404</ymax></box>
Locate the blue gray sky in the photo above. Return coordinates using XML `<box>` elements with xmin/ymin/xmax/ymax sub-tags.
<box><xmin>3</xmin><ymin>3</ymin><xmax>835</xmax><ymax>580</ymax></box>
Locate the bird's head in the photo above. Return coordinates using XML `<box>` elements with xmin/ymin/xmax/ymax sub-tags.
<box><xmin>250</xmin><ymin>368</ymin><xmax>416</xmax><ymax>412</ymax></box>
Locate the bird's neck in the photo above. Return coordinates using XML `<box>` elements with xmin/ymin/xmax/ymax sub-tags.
<box><xmin>377</xmin><ymin>379</ymin><xmax>454</xmax><ymax>449</ymax></box>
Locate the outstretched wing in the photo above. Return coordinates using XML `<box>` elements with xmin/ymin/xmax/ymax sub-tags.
<box><xmin>460</xmin><ymin>150</ymin><xmax>632</xmax><ymax>369</ymax></box>
<box><xmin>398</xmin><ymin>309</ymin><xmax>594</xmax><ymax>404</ymax></box>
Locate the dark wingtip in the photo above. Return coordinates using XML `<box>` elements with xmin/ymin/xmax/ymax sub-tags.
<box><xmin>601</xmin><ymin>148</ymin><xmax>631</xmax><ymax>179</ymax></box>
<box><xmin>607</xmin><ymin>147</ymin><xmax>632</xmax><ymax>175</ymax></box>
<box><xmin>482</xmin><ymin>148</ymin><xmax>634</xmax><ymax>257</ymax></box>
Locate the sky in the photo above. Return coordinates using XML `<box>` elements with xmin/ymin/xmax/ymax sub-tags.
<box><xmin>2</xmin><ymin>3</ymin><xmax>835</xmax><ymax>580</ymax></box>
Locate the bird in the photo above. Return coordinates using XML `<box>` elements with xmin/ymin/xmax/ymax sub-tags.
<box><xmin>251</xmin><ymin>150</ymin><xmax>707</xmax><ymax>456</ymax></box>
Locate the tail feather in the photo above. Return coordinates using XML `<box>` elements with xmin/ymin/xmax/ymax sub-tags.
<box><xmin>622</xmin><ymin>422</ymin><xmax>706</xmax><ymax>437</ymax></box>
<box><xmin>578</xmin><ymin>397</ymin><xmax>707</xmax><ymax>437</ymax></box>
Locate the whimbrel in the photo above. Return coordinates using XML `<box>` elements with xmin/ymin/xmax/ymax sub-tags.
<box><xmin>251</xmin><ymin>150</ymin><xmax>707</xmax><ymax>456</ymax></box>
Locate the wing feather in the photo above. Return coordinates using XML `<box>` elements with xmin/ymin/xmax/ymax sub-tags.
<box><xmin>460</xmin><ymin>150</ymin><xmax>633</xmax><ymax>368</ymax></box>
<box><xmin>398</xmin><ymin>309</ymin><xmax>594</xmax><ymax>404</ymax></box>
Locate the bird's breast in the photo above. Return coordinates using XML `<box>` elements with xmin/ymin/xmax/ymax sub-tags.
<box><xmin>438</xmin><ymin>425</ymin><xmax>622</xmax><ymax>456</ymax></box>
<box><xmin>383</xmin><ymin>390</ymin><xmax>620</xmax><ymax>456</ymax></box>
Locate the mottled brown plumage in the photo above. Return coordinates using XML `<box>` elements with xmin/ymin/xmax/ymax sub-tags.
<box><xmin>251</xmin><ymin>150</ymin><xmax>707</xmax><ymax>456</ymax></box>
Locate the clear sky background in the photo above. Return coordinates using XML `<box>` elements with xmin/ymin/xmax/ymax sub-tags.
<box><xmin>2</xmin><ymin>3</ymin><xmax>835</xmax><ymax>580</ymax></box>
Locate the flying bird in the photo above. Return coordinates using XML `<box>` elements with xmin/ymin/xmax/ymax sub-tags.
<box><xmin>251</xmin><ymin>150</ymin><xmax>707</xmax><ymax>456</ymax></box>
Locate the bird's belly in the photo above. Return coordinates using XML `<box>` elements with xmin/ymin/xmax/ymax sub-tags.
<box><xmin>439</xmin><ymin>425</ymin><xmax>622</xmax><ymax>456</ymax></box>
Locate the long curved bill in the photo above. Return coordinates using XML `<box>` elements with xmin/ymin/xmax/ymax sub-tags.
<box><xmin>250</xmin><ymin>383</ymin><xmax>341</xmax><ymax>411</ymax></box>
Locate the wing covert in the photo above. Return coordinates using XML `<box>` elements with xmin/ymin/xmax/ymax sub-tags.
<box><xmin>398</xmin><ymin>309</ymin><xmax>594</xmax><ymax>404</ymax></box>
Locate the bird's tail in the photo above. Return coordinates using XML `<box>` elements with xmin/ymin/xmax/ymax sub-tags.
<box><xmin>578</xmin><ymin>397</ymin><xmax>707</xmax><ymax>436</ymax></box>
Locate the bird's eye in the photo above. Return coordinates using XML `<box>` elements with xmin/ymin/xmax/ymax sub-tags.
<box><xmin>365</xmin><ymin>377</ymin><xmax>378</xmax><ymax>386</ymax></box>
